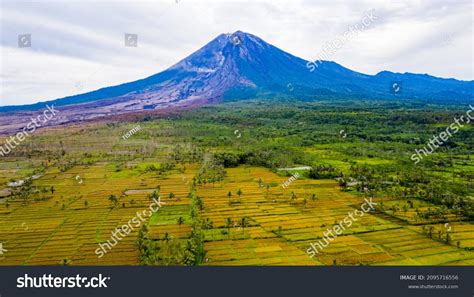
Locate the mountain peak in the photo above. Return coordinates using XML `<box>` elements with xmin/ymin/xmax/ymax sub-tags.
<box><xmin>1</xmin><ymin>31</ymin><xmax>472</xmax><ymax>116</ymax></box>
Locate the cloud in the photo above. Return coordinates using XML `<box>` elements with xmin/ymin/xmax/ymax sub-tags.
<box><xmin>0</xmin><ymin>0</ymin><xmax>472</xmax><ymax>106</ymax></box>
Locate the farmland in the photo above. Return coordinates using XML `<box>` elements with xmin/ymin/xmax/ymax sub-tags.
<box><xmin>0</xmin><ymin>99</ymin><xmax>473</xmax><ymax>265</ymax></box>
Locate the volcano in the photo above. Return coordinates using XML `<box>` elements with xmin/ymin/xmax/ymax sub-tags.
<box><xmin>0</xmin><ymin>31</ymin><xmax>472</xmax><ymax>125</ymax></box>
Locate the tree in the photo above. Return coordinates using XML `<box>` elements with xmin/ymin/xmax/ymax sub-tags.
<box><xmin>84</xmin><ymin>200</ymin><xmax>88</xmax><ymax>208</ymax></box>
<box><xmin>148</xmin><ymin>190</ymin><xmax>159</xmax><ymax>201</ymax></box>
<box><xmin>177</xmin><ymin>216</ymin><xmax>185</xmax><ymax>227</ymax></box>
<box><xmin>290</xmin><ymin>192</ymin><xmax>297</xmax><ymax>202</ymax></box>
<box><xmin>50</xmin><ymin>186</ymin><xmax>55</xmax><ymax>195</ymax></box>
<box><xmin>163</xmin><ymin>232</ymin><xmax>171</xmax><ymax>242</ymax></box>
<box><xmin>196</xmin><ymin>196</ymin><xmax>204</xmax><ymax>210</ymax></box>
<box><xmin>227</xmin><ymin>191</ymin><xmax>232</xmax><ymax>201</ymax></box>
<box><xmin>169</xmin><ymin>192</ymin><xmax>175</xmax><ymax>200</ymax></box>
<box><xmin>203</xmin><ymin>218</ymin><xmax>213</xmax><ymax>229</ymax></box>
<box><xmin>240</xmin><ymin>217</ymin><xmax>249</xmax><ymax>234</ymax></box>
<box><xmin>225</xmin><ymin>218</ymin><xmax>233</xmax><ymax>234</ymax></box>
<box><xmin>237</xmin><ymin>189</ymin><xmax>243</xmax><ymax>199</ymax></box>
<box><xmin>108</xmin><ymin>195</ymin><xmax>118</xmax><ymax>206</ymax></box>
<box><xmin>311</xmin><ymin>194</ymin><xmax>316</xmax><ymax>201</ymax></box>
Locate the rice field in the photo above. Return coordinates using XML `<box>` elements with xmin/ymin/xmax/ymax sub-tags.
<box><xmin>194</xmin><ymin>167</ymin><xmax>474</xmax><ymax>266</ymax></box>
<box><xmin>0</xmin><ymin>116</ymin><xmax>472</xmax><ymax>266</ymax></box>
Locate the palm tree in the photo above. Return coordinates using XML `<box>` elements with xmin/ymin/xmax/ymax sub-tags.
<box><xmin>290</xmin><ymin>192</ymin><xmax>297</xmax><ymax>203</ymax></box>
<box><xmin>311</xmin><ymin>194</ymin><xmax>316</xmax><ymax>201</ymax></box>
<box><xmin>148</xmin><ymin>190</ymin><xmax>159</xmax><ymax>201</ymax></box>
<box><xmin>240</xmin><ymin>217</ymin><xmax>249</xmax><ymax>234</ymax></box>
<box><xmin>227</xmin><ymin>191</ymin><xmax>232</xmax><ymax>201</ymax></box>
<box><xmin>196</xmin><ymin>196</ymin><xmax>204</xmax><ymax>210</ymax></box>
<box><xmin>163</xmin><ymin>232</ymin><xmax>171</xmax><ymax>242</ymax></box>
<box><xmin>225</xmin><ymin>218</ymin><xmax>233</xmax><ymax>234</ymax></box>
<box><xmin>177</xmin><ymin>216</ymin><xmax>185</xmax><ymax>227</ymax></box>
<box><xmin>203</xmin><ymin>218</ymin><xmax>213</xmax><ymax>229</ymax></box>
<box><xmin>50</xmin><ymin>186</ymin><xmax>55</xmax><ymax>195</ymax></box>
<box><xmin>108</xmin><ymin>194</ymin><xmax>118</xmax><ymax>206</ymax></box>
<box><xmin>237</xmin><ymin>189</ymin><xmax>243</xmax><ymax>199</ymax></box>
<box><xmin>168</xmin><ymin>192</ymin><xmax>175</xmax><ymax>200</ymax></box>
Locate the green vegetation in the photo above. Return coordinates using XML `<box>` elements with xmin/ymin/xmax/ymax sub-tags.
<box><xmin>0</xmin><ymin>99</ymin><xmax>472</xmax><ymax>265</ymax></box>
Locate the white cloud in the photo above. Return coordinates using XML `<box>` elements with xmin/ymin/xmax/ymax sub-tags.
<box><xmin>0</xmin><ymin>0</ymin><xmax>472</xmax><ymax>106</ymax></box>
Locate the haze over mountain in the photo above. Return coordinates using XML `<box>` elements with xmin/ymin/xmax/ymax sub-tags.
<box><xmin>0</xmin><ymin>31</ymin><xmax>472</xmax><ymax>119</ymax></box>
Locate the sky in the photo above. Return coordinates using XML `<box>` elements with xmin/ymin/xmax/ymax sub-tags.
<box><xmin>0</xmin><ymin>0</ymin><xmax>472</xmax><ymax>106</ymax></box>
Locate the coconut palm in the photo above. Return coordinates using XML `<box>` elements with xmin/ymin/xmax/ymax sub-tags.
<box><xmin>177</xmin><ymin>216</ymin><xmax>185</xmax><ymax>227</ymax></box>
<box><xmin>225</xmin><ymin>218</ymin><xmax>233</xmax><ymax>234</ymax></box>
<box><xmin>203</xmin><ymin>218</ymin><xmax>213</xmax><ymax>229</ymax></box>
<box><xmin>108</xmin><ymin>194</ymin><xmax>118</xmax><ymax>206</ymax></box>
<box><xmin>240</xmin><ymin>217</ymin><xmax>249</xmax><ymax>234</ymax></box>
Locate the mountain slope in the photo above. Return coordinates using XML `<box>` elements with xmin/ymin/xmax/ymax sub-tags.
<box><xmin>1</xmin><ymin>31</ymin><xmax>472</xmax><ymax>113</ymax></box>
